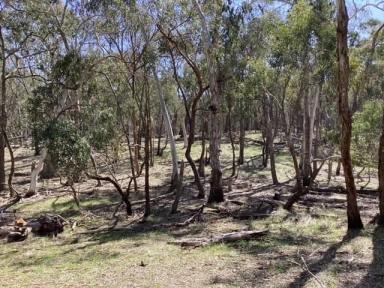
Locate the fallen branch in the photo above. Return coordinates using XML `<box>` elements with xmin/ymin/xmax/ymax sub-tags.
<box><xmin>156</xmin><ymin>204</ymin><xmax>205</xmax><ymax>229</ymax></box>
<box><xmin>168</xmin><ymin>229</ymin><xmax>268</xmax><ymax>248</ymax></box>
<box><xmin>0</xmin><ymin>194</ymin><xmax>21</xmax><ymax>213</ymax></box>
<box><xmin>308</xmin><ymin>186</ymin><xmax>377</xmax><ymax>196</ymax></box>
<box><xmin>288</xmin><ymin>250</ymin><xmax>326</xmax><ymax>288</ymax></box>
<box><xmin>131</xmin><ymin>190</ymin><xmax>175</xmax><ymax>206</ymax></box>
<box><xmin>173</xmin><ymin>204</ymin><xmax>205</xmax><ymax>227</ymax></box>
<box><xmin>86</xmin><ymin>173</ymin><xmax>132</xmax><ymax>215</ymax></box>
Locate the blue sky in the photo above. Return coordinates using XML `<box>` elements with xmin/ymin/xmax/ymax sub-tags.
<box><xmin>349</xmin><ymin>0</ymin><xmax>384</xmax><ymax>20</ymax></box>
<box><xmin>231</xmin><ymin>0</ymin><xmax>383</xmax><ymax>20</ymax></box>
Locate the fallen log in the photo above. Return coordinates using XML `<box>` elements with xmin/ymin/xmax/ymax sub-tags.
<box><xmin>7</xmin><ymin>227</ymin><xmax>29</xmax><ymax>242</ymax></box>
<box><xmin>308</xmin><ymin>186</ymin><xmax>377</xmax><ymax>196</ymax></box>
<box><xmin>169</xmin><ymin>229</ymin><xmax>268</xmax><ymax>248</ymax></box>
<box><xmin>27</xmin><ymin>214</ymin><xmax>66</xmax><ymax>237</ymax></box>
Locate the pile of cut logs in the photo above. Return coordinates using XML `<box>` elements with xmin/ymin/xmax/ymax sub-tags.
<box><xmin>0</xmin><ymin>214</ymin><xmax>66</xmax><ymax>243</ymax></box>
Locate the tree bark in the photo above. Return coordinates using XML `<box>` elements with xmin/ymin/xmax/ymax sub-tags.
<box><xmin>157</xmin><ymin>114</ymin><xmax>163</xmax><ymax>156</ymax></box>
<box><xmin>238</xmin><ymin>111</ymin><xmax>245</xmax><ymax>165</ymax></box>
<box><xmin>227</xmin><ymin>109</ymin><xmax>236</xmax><ymax>178</ymax></box>
<box><xmin>90</xmin><ymin>153</ymin><xmax>101</xmax><ymax>187</ymax></box>
<box><xmin>336</xmin><ymin>0</ymin><xmax>363</xmax><ymax>229</ymax></box>
<box><xmin>166</xmin><ymin>46</ymin><xmax>205</xmax><ymax>198</ymax></box>
<box><xmin>377</xmin><ymin>110</ymin><xmax>384</xmax><ymax>225</ymax></box>
<box><xmin>151</xmin><ymin>65</ymin><xmax>179</xmax><ymax>186</ymax></box>
<box><xmin>27</xmin><ymin>148</ymin><xmax>48</xmax><ymax>197</ymax></box>
<box><xmin>198</xmin><ymin>118</ymin><xmax>207</xmax><ymax>178</ymax></box>
<box><xmin>86</xmin><ymin>173</ymin><xmax>132</xmax><ymax>215</ymax></box>
<box><xmin>0</xmin><ymin>27</ymin><xmax>7</xmax><ymax>192</ymax></box>
<box><xmin>144</xmin><ymin>75</ymin><xmax>151</xmax><ymax>217</ymax></box>
<box><xmin>3</xmin><ymin>131</ymin><xmax>18</xmax><ymax>197</ymax></box>
<box><xmin>171</xmin><ymin>160</ymin><xmax>184</xmax><ymax>214</ymax></box>
<box><xmin>302</xmin><ymin>87</ymin><xmax>312</xmax><ymax>186</ymax></box>
<box><xmin>182</xmin><ymin>116</ymin><xmax>188</xmax><ymax>149</ymax></box>
<box><xmin>264</xmin><ymin>95</ymin><xmax>278</xmax><ymax>185</ymax></box>
<box><xmin>194</xmin><ymin>0</ymin><xmax>224</xmax><ymax>203</ymax></box>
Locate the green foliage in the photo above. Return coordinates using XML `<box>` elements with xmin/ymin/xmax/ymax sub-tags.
<box><xmin>44</xmin><ymin>120</ymin><xmax>91</xmax><ymax>179</ymax></box>
<box><xmin>352</xmin><ymin>100</ymin><xmax>384</xmax><ymax>166</ymax></box>
<box><xmin>26</xmin><ymin>84</ymin><xmax>62</xmax><ymax>148</ymax></box>
<box><xmin>51</xmin><ymin>51</ymin><xmax>87</xmax><ymax>88</ymax></box>
<box><xmin>84</xmin><ymin>107</ymin><xmax>119</xmax><ymax>151</ymax></box>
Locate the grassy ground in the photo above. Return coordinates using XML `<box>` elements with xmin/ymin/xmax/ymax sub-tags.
<box><xmin>0</xmin><ymin>133</ymin><xmax>382</xmax><ymax>288</ymax></box>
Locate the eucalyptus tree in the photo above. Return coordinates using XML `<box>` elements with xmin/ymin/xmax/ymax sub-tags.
<box><xmin>193</xmin><ymin>0</ymin><xmax>225</xmax><ymax>203</ymax></box>
<box><xmin>336</xmin><ymin>0</ymin><xmax>363</xmax><ymax>229</ymax></box>
<box><xmin>157</xmin><ymin>2</ymin><xmax>209</xmax><ymax>198</ymax></box>
<box><xmin>0</xmin><ymin>1</ymin><xmax>44</xmax><ymax>193</ymax></box>
<box><xmin>354</xmin><ymin>21</ymin><xmax>384</xmax><ymax>224</ymax></box>
<box><xmin>220</xmin><ymin>1</ymin><xmax>248</xmax><ymax>178</ymax></box>
<box><xmin>93</xmin><ymin>1</ymin><xmax>180</xmax><ymax>191</ymax></box>
<box><xmin>255</xmin><ymin>0</ymin><xmax>337</xmax><ymax>208</ymax></box>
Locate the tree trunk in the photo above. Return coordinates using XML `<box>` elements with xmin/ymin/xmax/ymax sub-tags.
<box><xmin>327</xmin><ymin>159</ymin><xmax>333</xmax><ymax>184</ymax></box>
<box><xmin>68</xmin><ymin>181</ymin><xmax>80</xmax><ymax>208</ymax></box>
<box><xmin>171</xmin><ymin>161</ymin><xmax>184</xmax><ymax>214</ymax></box>
<box><xmin>281</xmin><ymin>78</ymin><xmax>304</xmax><ymax>210</ymax></box>
<box><xmin>40</xmin><ymin>152</ymin><xmax>56</xmax><ymax>179</ymax></box>
<box><xmin>157</xmin><ymin>114</ymin><xmax>163</xmax><ymax>156</ymax></box>
<box><xmin>228</xmin><ymin>110</ymin><xmax>236</xmax><ymax>178</ymax></box>
<box><xmin>198</xmin><ymin>118</ymin><xmax>207</xmax><ymax>178</ymax></box>
<box><xmin>182</xmin><ymin>117</ymin><xmax>188</xmax><ymax>149</ymax></box>
<box><xmin>264</xmin><ymin>95</ymin><xmax>278</xmax><ymax>185</ymax></box>
<box><xmin>302</xmin><ymin>89</ymin><xmax>311</xmax><ymax>186</ymax></box>
<box><xmin>377</xmin><ymin>110</ymin><xmax>384</xmax><ymax>225</ymax></box>
<box><xmin>185</xmin><ymin>111</ymin><xmax>205</xmax><ymax>198</ymax></box>
<box><xmin>336</xmin><ymin>158</ymin><xmax>342</xmax><ymax>176</ymax></box>
<box><xmin>194</xmin><ymin>0</ymin><xmax>224</xmax><ymax>203</ymax></box>
<box><xmin>86</xmin><ymin>173</ymin><xmax>132</xmax><ymax>215</ymax></box>
<box><xmin>90</xmin><ymin>154</ymin><xmax>102</xmax><ymax>187</ymax></box>
<box><xmin>149</xmin><ymin>113</ymin><xmax>154</xmax><ymax>167</ymax></box>
<box><xmin>151</xmin><ymin>66</ymin><xmax>179</xmax><ymax>186</ymax></box>
<box><xmin>132</xmin><ymin>116</ymin><xmax>140</xmax><ymax>171</ymax></box>
<box><xmin>0</xmin><ymin>28</ymin><xmax>7</xmax><ymax>192</ymax></box>
<box><xmin>3</xmin><ymin>131</ymin><xmax>17</xmax><ymax>197</ymax></box>
<box><xmin>27</xmin><ymin>148</ymin><xmax>48</xmax><ymax>197</ymax></box>
<box><xmin>144</xmin><ymin>77</ymin><xmax>151</xmax><ymax>218</ymax></box>
<box><xmin>336</xmin><ymin>0</ymin><xmax>363</xmax><ymax>229</ymax></box>
<box><xmin>238</xmin><ymin>112</ymin><xmax>245</xmax><ymax>165</ymax></box>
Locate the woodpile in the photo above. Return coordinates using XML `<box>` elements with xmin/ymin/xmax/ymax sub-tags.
<box><xmin>27</xmin><ymin>214</ymin><xmax>66</xmax><ymax>236</ymax></box>
<box><xmin>0</xmin><ymin>214</ymin><xmax>67</xmax><ymax>243</ymax></box>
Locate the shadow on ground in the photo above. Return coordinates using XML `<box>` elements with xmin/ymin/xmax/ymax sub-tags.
<box><xmin>286</xmin><ymin>230</ymin><xmax>361</xmax><ymax>288</ymax></box>
<box><xmin>355</xmin><ymin>226</ymin><xmax>384</xmax><ymax>288</ymax></box>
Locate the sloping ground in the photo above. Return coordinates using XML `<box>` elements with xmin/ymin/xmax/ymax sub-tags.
<box><xmin>0</xmin><ymin>181</ymin><xmax>382</xmax><ymax>288</ymax></box>
<box><xmin>0</xmin><ymin>137</ymin><xmax>382</xmax><ymax>287</ymax></box>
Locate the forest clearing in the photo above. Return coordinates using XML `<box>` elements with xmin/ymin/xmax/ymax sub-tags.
<box><xmin>1</xmin><ymin>135</ymin><xmax>383</xmax><ymax>288</ymax></box>
<box><xmin>0</xmin><ymin>0</ymin><xmax>384</xmax><ymax>287</ymax></box>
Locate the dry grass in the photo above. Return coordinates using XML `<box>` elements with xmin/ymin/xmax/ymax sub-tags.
<box><xmin>0</xmin><ymin>133</ymin><xmax>383</xmax><ymax>288</ymax></box>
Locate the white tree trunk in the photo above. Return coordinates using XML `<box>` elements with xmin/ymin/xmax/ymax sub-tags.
<box><xmin>28</xmin><ymin>148</ymin><xmax>48</xmax><ymax>195</ymax></box>
<box><xmin>151</xmin><ymin>66</ymin><xmax>179</xmax><ymax>182</ymax></box>
<box><xmin>139</xmin><ymin>18</ymin><xmax>179</xmax><ymax>184</ymax></box>
<box><xmin>182</xmin><ymin>118</ymin><xmax>188</xmax><ymax>149</ymax></box>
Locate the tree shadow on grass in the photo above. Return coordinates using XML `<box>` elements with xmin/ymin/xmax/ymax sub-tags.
<box><xmin>287</xmin><ymin>229</ymin><xmax>361</xmax><ymax>288</ymax></box>
<box><xmin>355</xmin><ymin>226</ymin><xmax>384</xmax><ymax>288</ymax></box>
